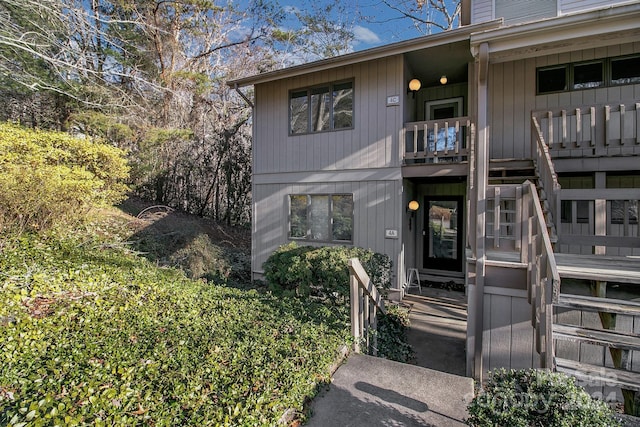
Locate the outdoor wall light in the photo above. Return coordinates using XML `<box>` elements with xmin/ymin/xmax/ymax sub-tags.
<box><xmin>407</xmin><ymin>78</ymin><xmax>421</xmax><ymax>97</ymax></box>
<box><xmin>407</xmin><ymin>200</ymin><xmax>419</xmax><ymax>230</ymax></box>
<box><xmin>440</xmin><ymin>75</ymin><xmax>448</xmax><ymax>85</ymax></box>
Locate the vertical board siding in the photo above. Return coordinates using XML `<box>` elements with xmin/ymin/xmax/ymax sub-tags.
<box><xmin>490</xmin><ymin>42</ymin><xmax>640</xmax><ymax>160</ymax></box>
<box><xmin>254</xmin><ymin>56</ymin><xmax>403</xmax><ymax>175</ymax></box>
<box><xmin>252</xmin><ymin>180</ymin><xmax>402</xmax><ymax>283</ymax></box>
<box><xmin>475</xmin><ymin>287</ymin><xmax>539</xmax><ymax>375</ymax></box>
<box><xmin>496</xmin><ymin>0</ymin><xmax>557</xmax><ymax>24</ymax></box>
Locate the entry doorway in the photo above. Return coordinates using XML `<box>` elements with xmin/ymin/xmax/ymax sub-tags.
<box><xmin>423</xmin><ymin>196</ymin><xmax>464</xmax><ymax>272</ymax></box>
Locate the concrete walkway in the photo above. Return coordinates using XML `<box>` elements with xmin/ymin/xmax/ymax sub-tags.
<box><xmin>306</xmin><ymin>353</ymin><xmax>474</xmax><ymax>426</ymax></box>
<box><xmin>306</xmin><ymin>286</ymin><xmax>472</xmax><ymax>426</ymax></box>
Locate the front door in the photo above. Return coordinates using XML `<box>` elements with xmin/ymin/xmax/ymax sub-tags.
<box><xmin>423</xmin><ymin>197</ymin><xmax>463</xmax><ymax>272</ymax></box>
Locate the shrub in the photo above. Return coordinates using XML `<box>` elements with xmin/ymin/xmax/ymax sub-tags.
<box><xmin>0</xmin><ymin>122</ymin><xmax>129</xmax><ymax>233</ymax></box>
<box><xmin>376</xmin><ymin>304</ymin><xmax>415</xmax><ymax>363</ymax></box>
<box><xmin>466</xmin><ymin>368</ymin><xmax>619</xmax><ymax>427</ymax></box>
<box><xmin>262</xmin><ymin>243</ymin><xmax>392</xmax><ymax>304</ymax></box>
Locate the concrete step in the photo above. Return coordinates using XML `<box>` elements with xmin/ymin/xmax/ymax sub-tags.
<box><xmin>306</xmin><ymin>353</ymin><xmax>474</xmax><ymax>427</ymax></box>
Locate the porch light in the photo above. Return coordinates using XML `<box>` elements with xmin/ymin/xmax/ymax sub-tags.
<box><xmin>408</xmin><ymin>78</ymin><xmax>421</xmax><ymax>97</ymax></box>
<box><xmin>407</xmin><ymin>200</ymin><xmax>419</xmax><ymax>230</ymax></box>
<box><xmin>440</xmin><ymin>75</ymin><xmax>448</xmax><ymax>85</ymax></box>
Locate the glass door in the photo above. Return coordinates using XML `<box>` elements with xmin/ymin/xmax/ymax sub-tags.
<box><xmin>423</xmin><ymin>197</ymin><xmax>463</xmax><ymax>272</ymax></box>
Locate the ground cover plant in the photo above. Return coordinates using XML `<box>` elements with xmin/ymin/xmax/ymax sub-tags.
<box><xmin>0</xmin><ymin>220</ymin><xmax>351</xmax><ymax>426</ymax></box>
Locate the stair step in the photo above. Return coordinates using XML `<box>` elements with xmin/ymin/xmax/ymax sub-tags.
<box><xmin>554</xmin><ymin>253</ymin><xmax>640</xmax><ymax>284</ymax></box>
<box><xmin>556</xmin><ymin>294</ymin><xmax>640</xmax><ymax>316</ymax></box>
<box><xmin>553</xmin><ymin>323</ymin><xmax>640</xmax><ymax>351</ymax></box>
<box><xmin>555</xmin><ymin>358</ymin><xmax>640</xmax><ymax>392</ymax></box>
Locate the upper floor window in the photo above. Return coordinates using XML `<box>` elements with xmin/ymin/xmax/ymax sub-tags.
<box><xmin>289</xmin><ymin>81</ymin><xmax>354</xmax><ymax>135</ymax></box>
<box><xmin>537</xmin><ymin>54</ymin><xmax>640</xmax><ymax>94</ymax></box>
<box><xmin>289</xmin><ymin>194</ymin><xmax>353</xmax><ymax>242</ymax></box>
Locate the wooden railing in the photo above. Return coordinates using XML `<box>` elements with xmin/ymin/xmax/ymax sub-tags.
<box><xmin>486</xmin><ymin>184</ymin><xmax>522</xmax><ymax>251</ymax></box>
<box><xmin>403</xmin><ymin>116</ymin><xmax>474</xmax><ymax>163</ymax></box>
<box><xmin>533</xmin><ymin>101</ymin><xmax>640</xmax><ymax>158</ymax></box>
<box><xmin>555</xmin><ymin>188</ymin><xmax>640</xmax><ymax>253</ymax></box>
<box><xmin>348</xmin><ymin>258</ymin><xmax>386</xmax><ymax>355</ymax></box>
<box><xmin>532</xmin><ymin>114</ymin><xmax>561</xmax><ymax>237</ymax></box>
<box><xmin>521</xmin><ymin>181</ymin><xmax>560</xmax><ymax>369</ymax></box>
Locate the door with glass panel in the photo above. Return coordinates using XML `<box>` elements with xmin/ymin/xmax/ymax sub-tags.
<box><xmin>423</xmin><ymin>197</ymin><xmax>463</xmax><ymax>271</ymax></box>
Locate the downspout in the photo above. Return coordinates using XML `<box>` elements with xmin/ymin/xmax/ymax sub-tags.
<box><xmin>473</xmin><ymin>42</ymin><xmax>489</xmax><ymax>382</ymax></box>
<box><xmin>234</xmin><ymin>83</ymin><xmax>254</xmax><ymax>109</ymax></box>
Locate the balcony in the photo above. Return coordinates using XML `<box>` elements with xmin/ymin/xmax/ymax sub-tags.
<box><xmin>402</xmin><ymin>117</ymin><xmax>474</xmax><ymax>170</ymax></box>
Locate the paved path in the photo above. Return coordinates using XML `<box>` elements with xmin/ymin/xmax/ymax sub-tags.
<box><xmin>306</xmin><ymin>353</ymin><xmax>474</xmax><ymax>426</ymax></box>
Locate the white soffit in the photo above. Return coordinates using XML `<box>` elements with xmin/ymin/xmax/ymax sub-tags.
<box><xmin>470</xmin><ymin>2</ymin><xmax>640</xmax><ymax>63</ymax></box>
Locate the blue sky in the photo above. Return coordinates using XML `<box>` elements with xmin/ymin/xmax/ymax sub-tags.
<box><xmin>278</xmin><ymin>0</ymin><xmax>459</xmax><ymax>51</ymax></box>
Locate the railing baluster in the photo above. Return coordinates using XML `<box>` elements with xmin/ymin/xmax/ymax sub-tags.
<box><xmin>494</xmin><ymin>186</ymin><xmax>501</xmax><ymax>248</ymax></box>
<box><xmin>547</xmin><ymin>111</ymin><xmax>553</xmax><ymax>147</ymax></box>
<box><xmin>348</xmin><ymin>258</ymin><xmax>386</xmax><ymax>355</ymax></box>
<box><xmin>455</xmin><ymin>120</ymin><xmax>460</xmax><ymax>154</ymax></box>
<box><xmin>444</xmin><ymin>121</ymin><xmax>449</xmax><ymax>155</ymax></box>
<box><xmin>590</xmin><ymin>106</ymin><xmax>596</xmax><ymax>146</ymax></box>
<box><xmin>433</xmin><ymin>122</ymin><xmax>438</xmax><ymax>157</ymax></box>
<box><xmin>561</xmin><ymin>110</ymin><xmax>567</xmax><ymax>148</ymax></box>
<box><xmin>423</xmin><ymin>123</ymin><xmax>428</xmax><ymax>156</ymax></box>
<box><xmin>620</xmin><ymin>104</ymin><xmax>626</xmax><ymax>145</ymax></box>
<box><xmin>605</xmin><ymin>105</ymin><xmax>611</xmax><ymax>146</ymax></box>
<box><xmin>575</xmin><ymin>108</ymin><xmax>582</xmax><ymax>147</ymax></box>
<box><xmin>413</xmin><ymin>124</ymin><xmax>418</xmax><ymax>154</ymax></box>
<box><xmin>636</xmin><ymin>103</ymin><xmax>640</xmax><ymax>144</ymax></box>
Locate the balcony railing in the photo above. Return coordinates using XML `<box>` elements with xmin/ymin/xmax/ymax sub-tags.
<box><xmin>403</xmin><ymin>116</ymin><xmax>474</xmax><ymax>164</ymax></box>
<box><xmin>533</xmin><ymin>102</ymin><xmax>640</xmax><ymax>158</ymax></box>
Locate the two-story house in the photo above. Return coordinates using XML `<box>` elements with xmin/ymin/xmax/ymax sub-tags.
<box><xmin>229</xmin><ymin>0</ymin><xmax>640</xmax><ymax>402</ymax></box>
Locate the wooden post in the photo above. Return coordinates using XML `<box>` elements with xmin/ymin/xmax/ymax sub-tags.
<box><xmin>473</xmin><ymin>42</ymin><xmax>489</xmax><ymax>382</ymax></box>
<box><xmin>350</xmin><ymin>272</ymin><xmax>360</xmax><ymax>353</ymax></box>
<box><xmin>576</xmin><ymin>108</ymin><xmax>582</xmax><ymax>146</ymax></box>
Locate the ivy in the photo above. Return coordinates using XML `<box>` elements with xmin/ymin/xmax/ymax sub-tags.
<box><xmin>0</xmin><ymin>231</ymin><xmax>350</xmax><ymax>426</ymax></box>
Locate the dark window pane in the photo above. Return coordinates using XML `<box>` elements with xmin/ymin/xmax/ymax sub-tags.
<box><xmin>332</xmin><ymin>195</ymin><xmax>353</xmax><ymax>241</ymax></box>
<box><xmin>290</xmin><ymin>195</ymin><xmax>307</xmax><ymax>238</ymax></box>
<box><xmin>573</xmin><ymin>62</ymin><xmax>603</xmax><ymax>89</ymax></box>
<box><xmin>311</xmin><ymin>86</ymin><xmax>330</xmax><ymax>132</ymax></box>
<box><xmin>538</xmin><ymin>66</ymin><xmax>567</xmax><ymax>93</ymax></box>
<box><xmin>290</xmin><ymin>91</ymin><xmax>309</xmax><ymax>134</ymax></box>
<box><xmin>333</xmin><ymin>82</ymin><xmax>353</xmax><ymax>129</ymax></box>
<box><xmin>561</xmin><ymin>200</ymin><xmax>572</xmax><ymax>223</ymax></box>
<box><xmin>612</xmin><ymin>56</ymin><xmax>640</xmax><ymax>85</ymax></box>
<box><xmin>576</xmin><ymin>200</ymin><xmax>590</xmax><ymax>224</ymax></box>
<box><xmin>309</xmin><ymin>195</ymin><xmax>329</xmax><ymax>240</ymax></box>
<box><xmin>611</xmin><ymin>200</ymin><xmax>638</xmax><ymax>225</ymax></box>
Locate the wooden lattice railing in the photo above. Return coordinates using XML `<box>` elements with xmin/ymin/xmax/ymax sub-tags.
<box><xmin>348</xmin><ymin>258</ymin><xmax>386</xmax><ymax>356</ymax></box>
<box><xmin>403</xmin><ymin>117</ymin><xmax>474</xmax><ymax>163</ymax></box>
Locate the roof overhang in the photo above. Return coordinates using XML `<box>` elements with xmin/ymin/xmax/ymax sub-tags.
<box><xmin>470</xmin><ymin>1</ymin><xmax>640</xmax><ymax>63</ymax></box>
<box><xmin>228</xmin><ymin>20</ymin><xmax>502</xmax><ymax>88</ymax></box>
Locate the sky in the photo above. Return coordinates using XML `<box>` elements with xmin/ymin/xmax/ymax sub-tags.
<box><xmin>278</xmin><ymin>0</ymin><xmax>460</xmax><ymax>52</ymax></box>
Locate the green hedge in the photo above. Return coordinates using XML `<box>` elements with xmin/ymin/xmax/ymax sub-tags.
<box><xmin>0</xmin><ymin>122</ymin><xmax>129</xmax><ymax>233</ymax></box>
<box><xmin>466</xmin><ymin>368</ymin><xmax>619</xmax><ymax>427</ymax></box>
<box><xmin>262</xmin><ymin>243</ymin><xmax>392</xmax><ymax>304</ymax></box>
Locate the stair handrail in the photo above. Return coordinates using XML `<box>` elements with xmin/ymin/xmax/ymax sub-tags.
<box><xmin>348</xmin><ymin>258</ymin><xmax>386</xmax><ymax>356</ymax></box>
<box><xmin>531</xmin><ymin>115</ymin><xmax>561</xmax><ymax>231</ymax></box>
<box><xmin>522</xmin><ymin>180</ymin><xmax>561</xmax><ymax>369</ymax></box>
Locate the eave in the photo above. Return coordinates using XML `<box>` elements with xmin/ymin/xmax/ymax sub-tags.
<box><xmin>228</xmin><ymin>20</ymin><xmax>502</xmax><ymax>88</ymax></box>
<box><xmin>470</xmin><ymin>1</ymin><xmax>640</xmax><ymax>63</ymax></box>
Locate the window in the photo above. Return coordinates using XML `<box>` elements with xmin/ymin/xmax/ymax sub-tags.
<box><xmin>289</xmin><ymin>81</ymin><xmax>353</xmax><ymax>134</ymax></box>
<box><xmin>289</xmin><ymin>194</ymin><xmax>353</xmax><ymax>242</ymax></box>
<box><xmin>611</xmin><ymin>56</ymin><xmax>640</xmax><ymax>85</ymax></box>
<box><xmin>611</xmin><ymin>200</ymin><xmax>638</xmax><ymax>225</ymax></box>
<box><xmin>537</xmin><ymin>55</ymin><xmax>640</xmax><ymax>94</ymax></box>
<box><xmin>572</xmin><ymin>61</ymin><xmax>603</xmax><ymax>90</ymax></box>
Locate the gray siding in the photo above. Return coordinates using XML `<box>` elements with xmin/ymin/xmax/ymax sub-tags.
<box><xmin>496</xmin><ymin>0</ymin><xmax>557</xmax><ymax>24</ymax></box>
<box><xmin>471</xmin><ymin>0</ymin><xmax>493</xmax><ymax>24</ymax></box>
<box><xmin>560</xmin><ymin>0</ymin><xmax>631</xmax><ymax>14</ymax></box>
<box><xmin>488</xmin><ymin>42</ymin><xmax>640</xmax><ymax>160</ymax></box>
<box><xmin>252</xmin><ymin>178</ymin><xmax>403</xmax><ymax>285</ymax></box>
<box><xmin>253</xmin><ymin>56</ymin><xmax>403</xmax><ymax>175</ymax></box>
